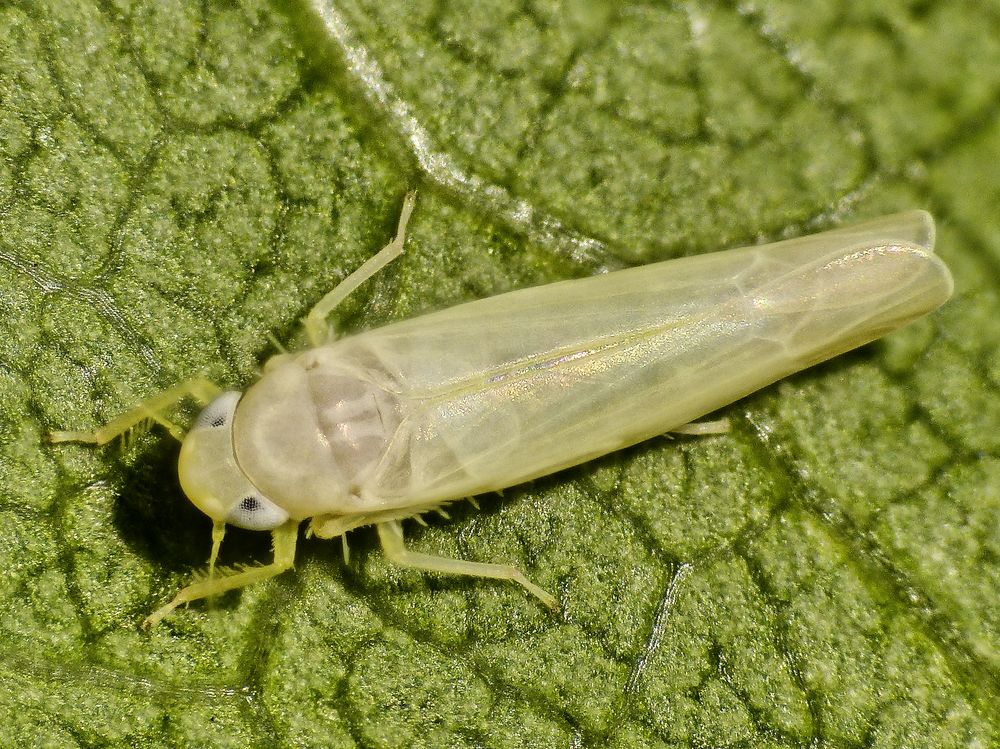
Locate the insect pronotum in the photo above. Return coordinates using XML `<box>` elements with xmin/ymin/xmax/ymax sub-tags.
<box><xmin>52</xmin><ymin>194</ymin><xmax>954</xmax><ymax>626</ymax></box>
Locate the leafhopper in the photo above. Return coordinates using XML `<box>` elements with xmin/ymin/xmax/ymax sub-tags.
<box><xmin>52</xmin><ymin>196</ymin><xmax>953</xmax><ymax>626</ymax></box>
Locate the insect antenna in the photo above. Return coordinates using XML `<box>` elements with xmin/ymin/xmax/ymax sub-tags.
<box><xmin>266</xmin><ymin>331</ymin><xmax>289</xmax><ymax>355</ymax></box>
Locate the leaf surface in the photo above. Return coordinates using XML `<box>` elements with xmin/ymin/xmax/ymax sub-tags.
<box><xmin>1</xmin><ymin>1</ymin><xmax>998</xmax><ymax>746</ymax></box>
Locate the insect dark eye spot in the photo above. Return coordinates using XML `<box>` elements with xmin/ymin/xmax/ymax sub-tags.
<box><xmin>239</xmin><ymin>496</ymin><xmax>261</xmax><ymax>512</ymax></box>
<box><xmin>210</xmin><ymin>416</ymin><xmax>226</xmax><ymax>427</ymax></box>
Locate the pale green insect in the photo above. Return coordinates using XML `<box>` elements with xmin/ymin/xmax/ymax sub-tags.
<box><xmin>52</xmin><ymin>196</ymin><xmax>953</xmax><ymax>626</ymax></box>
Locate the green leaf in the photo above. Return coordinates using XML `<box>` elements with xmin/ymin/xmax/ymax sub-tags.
<box><xmin>2</xmin><ymin>1</ymin><xmax>998</xmax><ymax>746</ymax></box>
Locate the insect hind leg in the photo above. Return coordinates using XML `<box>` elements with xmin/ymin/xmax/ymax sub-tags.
<box><xmin>376</xmin><ymin>519</ymin><xmax>559</xmax><ymax>610</ymax></box>
<box><xmin>304</xmin><ymin>192</ymin><xmax>417</xmax><ymax>346</ymax></box>
<box><xmin>669</xmin><ymin>417</ymin><xmax>730</xmax><ymax>436</ymax></box>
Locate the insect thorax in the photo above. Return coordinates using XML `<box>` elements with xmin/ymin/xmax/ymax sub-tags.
<box><xmin>231</xmin><ymin>348</ymin><xmax>402</xmax><ymax>519</ymax></box>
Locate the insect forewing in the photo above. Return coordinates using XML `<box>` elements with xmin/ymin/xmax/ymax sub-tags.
<box><xmin>327</xmin><ymin>211</ymin><xmax>952</xmax><ymax>508</ymax></box>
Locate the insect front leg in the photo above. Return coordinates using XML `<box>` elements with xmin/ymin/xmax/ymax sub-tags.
<box><xmin>50</xmin><ymin>376</ymin><xmax>222</xmax><ymax>445</ymax></box>
<box><xmin>143</xmin><ymin>519</ymin><xmax>300</xmax><ymax>628</ymax></box>
<box><xmin>304</xmin><ymin>191</ymin><xmax>417</xmax><ymax>346</ymax></box>
<box><xmin>376</xmin><ymin>519</ymin><xmax>559</xmax><ymax>611</ymax></box>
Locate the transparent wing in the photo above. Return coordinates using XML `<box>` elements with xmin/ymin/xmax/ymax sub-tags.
<box><xmin>330</xmin><ymin>211</ymin><xmax>952</xmax><ymax>507</ymax></box>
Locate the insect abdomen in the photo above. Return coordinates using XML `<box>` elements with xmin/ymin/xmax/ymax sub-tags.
<box><xmin>334</xmin><ymin>228</ymin><xmax>951</xmax><ymax>509</ymax></box>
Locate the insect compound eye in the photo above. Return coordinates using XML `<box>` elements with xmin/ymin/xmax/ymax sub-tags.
<box><xmin>225</xmin><ymin>492</ymin><xmax>289</xmax><ymax>531</ymax></box>
<box><xmin>195</xmin><ymin>391</ymin><xmax>243</xmax><ymax>430</ymax></box>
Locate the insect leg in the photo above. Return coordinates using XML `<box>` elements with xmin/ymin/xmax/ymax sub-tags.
<box><xmin>376</xmin><ymin>519</ymin><xmax>559</xmax><ymax>610</ymax></box>
<box><xmin>50</xmin><ymin>376</ymin><xmax>222</xmax><ymax>445</ymax></box>
<box><xmin>142</xmin><ymin>519</ymin><xmax>300</xmax><ymax>628</ymax></box>
<box><xmin>304</xmin><ymin>191</ymin><xmax>417</xmax><ymax>346</ymax></box>
<box><xmin>669</xmin><ymin>417</ymin><xmax>730</xmax><ymax>436</ymax></box>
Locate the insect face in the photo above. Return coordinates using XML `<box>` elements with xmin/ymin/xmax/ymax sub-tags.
<box><xmin>178</xmin><ymin>391</ymin><xmax>289</xmax><ymax>531</ymax></box>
